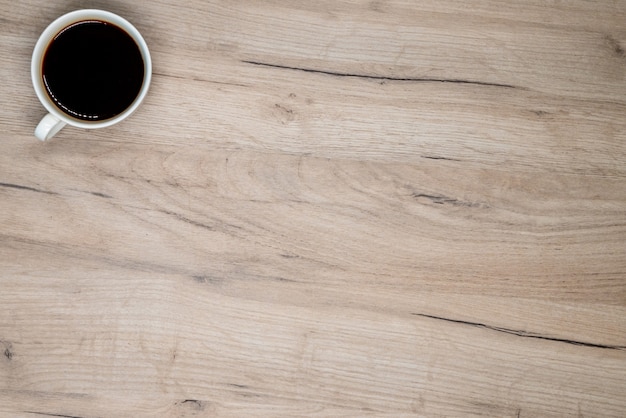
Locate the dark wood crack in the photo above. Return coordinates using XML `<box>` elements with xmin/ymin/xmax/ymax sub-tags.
<box><xmin>412</xmin><ymin>193</ymin><xmax>482</xmax><ymax>208</ymax></box>
<box><xmin>179</xmin><ymin>399</ymin><xmax>206</xmax><ymax>410</ymax></box>
<box><xmin>0</xmin><ymin>182</ymin><xmax>57</xmax><ymax>195</ymax></box>
<box><xmin>412</xmin><ymin>313</ymin><xmax>626</xmax><ymax>350</ymax></box>
<box><xmin>160</xmin><ymin>210</ymin><xmax>215</xmax><ymax>231</ymax></box>
<box><xmin>420</xmin><ymin>155</ymin><xmax>461</xmax><ymax>161</ymax></box>
<box><xmin>242</xmin><ymin>60</ymin><xmax>520</xmax><ymax>89</ymax></box>
<box><xmin>24</xmin><ymin>412</ymin><xmax>86</xmax><ymax>418</ymax></box>
<box><xmin>87</xmin><ymin>191</ymin><xmax>112</xmax><ymax>199</ymax></box>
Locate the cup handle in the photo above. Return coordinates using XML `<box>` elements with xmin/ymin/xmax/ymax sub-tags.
<box><xmin>35</xmin><ymin>113</ymin><xmax>66</xmax><ymax>141</ymax></box>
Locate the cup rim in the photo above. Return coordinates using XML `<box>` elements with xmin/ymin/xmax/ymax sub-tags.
<box><xmin>31</xmin><ymin>9</ymin><xmax>152</xmax><ymax>129</ymax></box>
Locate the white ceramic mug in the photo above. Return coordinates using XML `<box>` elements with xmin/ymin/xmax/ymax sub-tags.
<box><xmin>31</xmin><ymin>9</ymin><xmax>152</xmax><ymax>141</ymax></box>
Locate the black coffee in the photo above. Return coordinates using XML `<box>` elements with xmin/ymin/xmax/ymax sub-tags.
<box><xmin>42</xmin><ymin>20</ymin><xmax>144</xmax><ymax>121</ymax></box>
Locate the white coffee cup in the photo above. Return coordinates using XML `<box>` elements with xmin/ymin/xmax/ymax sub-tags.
<box><xmin>31</xmin><ymin>9</ymin><xmax>152</xmax><ymax>141</ymax></box>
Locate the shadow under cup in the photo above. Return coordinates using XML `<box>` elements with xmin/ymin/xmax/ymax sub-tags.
<box><xmin>32</xmin><ymin>10</ymin><xmax>151</xmax><ymax>138</ymax></box>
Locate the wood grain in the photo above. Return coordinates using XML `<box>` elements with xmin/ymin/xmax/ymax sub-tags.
<box><xmin>1</xmin><ymin>0</ymin><xmax>625</xmax><ymax>416</ymax></box>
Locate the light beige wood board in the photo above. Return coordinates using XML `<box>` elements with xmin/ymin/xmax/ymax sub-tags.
<box><xmin>1</xmin><ymin>0</ymin><xmax>625</xmax><ymax>416</ymax></box>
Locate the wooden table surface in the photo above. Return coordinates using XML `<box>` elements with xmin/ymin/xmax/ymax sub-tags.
<box><xmin>2</xmin><ymin>1</ymin><xmax>626</xmax><ymax>416</ymax></box>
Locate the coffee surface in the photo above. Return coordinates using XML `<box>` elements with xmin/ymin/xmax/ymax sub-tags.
<box><xmin>42</xmin><ymin>20</ymin><xmax>144</xmax><ymax>121</ymax></box>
